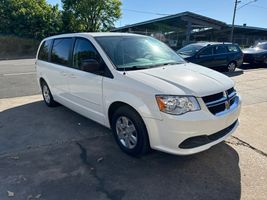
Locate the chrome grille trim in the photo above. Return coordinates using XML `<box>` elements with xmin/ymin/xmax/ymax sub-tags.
<box><xmin>215</xmin><ymin>96</ymin><xmax>239</xmax><ymax>116</ymax></box>
<box><xmin>202</xmin><ymin>88</ymin><xmax>239</xmax><ymax>115</ymax></box>
<box><xmin>206</xmin><ymin>92</ymin><xmax>236</xmax><ymax>107</ymax></box>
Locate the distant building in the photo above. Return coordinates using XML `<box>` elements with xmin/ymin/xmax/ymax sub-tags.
<box><xmin>112</xmin><ymin>12</ymin><xmax>267</xmax><ymax>49</ymax></box>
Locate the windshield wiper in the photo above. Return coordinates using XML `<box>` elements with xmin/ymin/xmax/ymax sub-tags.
<box><xmin>161</xmin><ymin>62</ymin><xmax>183</xmax><ymax>65</ymax></box>
<box><xmin>119</xmin><ymin>62</ymin><xmax>183</xmax><ymax>71</ymax></box>
<box><xmin>119</xmin><ymin>66</ymin><xmax>148</xmax><ymax>71</ymax></box>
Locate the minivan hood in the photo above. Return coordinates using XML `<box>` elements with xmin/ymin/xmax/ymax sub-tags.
<box><xmin>127</xmin><ymin>63</ymin><xmax>234</xmax><ymax>97</ymax></box>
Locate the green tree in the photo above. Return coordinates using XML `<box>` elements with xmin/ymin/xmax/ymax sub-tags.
<box><xmin>0</xmin><ymin>0</ymin><xmax>62</xmax><ymax>39</ymax></box>
<box><xmin>62</xmin><ymin>0</ymin><xmax>122</xmax><ymax>32</ymax></box>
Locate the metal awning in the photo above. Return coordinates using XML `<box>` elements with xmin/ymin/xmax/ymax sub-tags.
<box><xmin>112</xmin><ymin>11</ymin><xmax>227</xmax><ymax>32</ymax></box>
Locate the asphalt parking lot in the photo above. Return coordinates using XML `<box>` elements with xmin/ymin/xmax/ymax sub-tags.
<box><xmin>0</xmin><ymin>59</ymin><xmax>266</xmax><ymax>200</ymax></box>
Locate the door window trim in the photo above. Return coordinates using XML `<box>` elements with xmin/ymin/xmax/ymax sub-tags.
<box><xmin>71</xmin><ymin>37</ymin><xmax>113</xmax><ymax>78</ymax></box>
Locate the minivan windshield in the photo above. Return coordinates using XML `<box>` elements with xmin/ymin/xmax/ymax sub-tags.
<box><xmin>95</xmin><ymin>36</ymin><xmax>185</xmax><ymax>71</ymax></box>
<box><xmin>177</xmin><ymin>44</ymin><xmax>203</xmax><ymax>56</ymax></box>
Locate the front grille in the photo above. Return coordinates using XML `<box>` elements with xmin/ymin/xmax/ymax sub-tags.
<box><xmin>202</xmin><ymin>87</ymin><xmax>237</xmax><ymax>115</ymax></box>
<box><xmin>179</xmin><ymin>120</ymin><xmax>238</xmax><ymax>149</ymax></box>
<box><xmin>202</xmin><ymin>92</ymin><xmax>223</xmax><ymax>103</ymax></box>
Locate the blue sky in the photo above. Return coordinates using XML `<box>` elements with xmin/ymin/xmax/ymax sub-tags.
<box><xmin>47</xmin><ymin>0</ymin><xmax>267</xmax><ymax>28</ymax></box>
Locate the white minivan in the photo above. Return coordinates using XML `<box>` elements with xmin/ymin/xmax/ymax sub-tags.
<box><xmin>36</xmin><ymin>33</ymin><xmax>241</xmax><ymax>156</ymax></box>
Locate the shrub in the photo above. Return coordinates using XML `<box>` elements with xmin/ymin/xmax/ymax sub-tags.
<box><xmin>0</xmin><ymin>35</ymin><xmax>39</xmax><ymax>59</ymax></box>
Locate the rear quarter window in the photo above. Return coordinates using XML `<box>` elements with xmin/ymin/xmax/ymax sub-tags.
<box><xmin>227</xmin><ymin>45</ymin><xmax>240</xmax><ymax>52</ymax></box>
<box><xmin>38</xmin><ymin>40</ymin><xmax>52</xmax><ymax>61</ymax></box>
<box><xmin>51</xmin><ymin>38</ymin><xmax>72</xmax><ymax>66</ymax></box>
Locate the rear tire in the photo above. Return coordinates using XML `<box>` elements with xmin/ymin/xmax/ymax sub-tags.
<box><xmin>41</xmin><ymin>81</ymin><xmax>58</xmax><ymax>107</ymax></box>
<box><xmin>227</xmin><ymin>61</ymin><xmax>237</xmax><ymax>72</ymax></box>
<box><xmin>111</xmin><ymin>106</ymin><xmax>150</xmax><ymax>157</ymax></box>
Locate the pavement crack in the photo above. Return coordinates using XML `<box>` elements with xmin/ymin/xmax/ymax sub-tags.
<box><xmin>76</xmin><ymin>142</ymin><xmax>125</xmax><ymax>200</ymax></box>
<box><xmin>227</xmin><ymin>136</ymin><xmax>267</xmax><ymax>157</ymax></box>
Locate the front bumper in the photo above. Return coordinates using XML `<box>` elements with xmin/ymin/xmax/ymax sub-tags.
<box><xmin>143</xmin><ymin>95</ymin><xmax>241</xmax><ymax>155</ymax></box>
<box><xmin>243</xmin><ymin>54</ymin><xmax>264</xmax><ymax>64</ymax></box>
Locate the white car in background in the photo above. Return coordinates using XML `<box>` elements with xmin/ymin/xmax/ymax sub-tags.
<box><xmin>36</xmin><ymin>33</ymin><xmax>241</xmax><ymax>156</ymax></box>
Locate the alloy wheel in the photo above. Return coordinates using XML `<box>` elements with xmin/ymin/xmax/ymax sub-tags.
<box><xmin>115</xmin><ymin>116</ymin><xmax>138</xmax><ymax>149</ymax></box>
<box><xmin>228</xmin><ymin>62</ymin><xmax>236</xmax><ymax>72</ymax></box>
<box><xmin>42</xmin><ymin>85</ymin><xmax>51</xmax><ymax>104</ymax></box>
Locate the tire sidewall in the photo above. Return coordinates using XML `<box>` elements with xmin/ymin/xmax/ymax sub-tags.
<box><xmin>228</xmin><ymin>61</ymin><xmax>237</xmax><ymax>72</ymax></box>
<box><xmin>41</xmin><ymin>81</ymin><xmax>55</xmax><ymax>107</ymax></box>
<box><xmin>111</xmin><ymin>106</ymin><xmax>149</xmax><ymax>156</ymax></box>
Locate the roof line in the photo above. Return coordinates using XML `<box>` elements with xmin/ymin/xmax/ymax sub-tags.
<box><xmin>113</xmin><ymin>11</ymin><xmax>226</xmax><ymax>31</ymax></box>
<box><xmin>227</xmin><ymin>24</ymin><xmax>267</xmax><ymax>31</ymax></box>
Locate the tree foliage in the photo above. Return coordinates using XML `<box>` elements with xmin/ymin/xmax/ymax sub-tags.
<box><xmin>0</xmin><ymin>0</ymin><xmax>62</xmax><ymax>39</ymax></box>
<box><xmin>0</xmin><ymin>0</ymin><xmax>122</xmax><ymax>40</ymax></box>
<box><xmin>62</xmin><ymin>0</ymin><xmax>122</xmax><ymax>32</ymax></box>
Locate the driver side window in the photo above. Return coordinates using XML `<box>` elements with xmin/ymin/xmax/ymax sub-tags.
<box><xmin>73</xmin><ymin>38</ymin><xmax>103</xmax><ymax>74</ymax></box>
<box><xmin>199</xmin><ymin>46</ymin><xmax>213</xmax><ymax>56</ymax></box>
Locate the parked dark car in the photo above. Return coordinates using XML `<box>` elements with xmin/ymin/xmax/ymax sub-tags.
<box><xmin>243</xmin><ymin>42</ymin><xmax>267</xmax><ymax>65</ymax></box>
<box><xmin>177</xmin><ymin>42</ymin><xmax>243</xmax><ymax>72</ymax></box>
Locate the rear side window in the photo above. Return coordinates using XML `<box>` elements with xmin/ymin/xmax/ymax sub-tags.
<box><xmin>51</xmin><ymin>38</ymin><xmax>72</xmax><ymax>66</ymax></box>
<box><xmin>214</xmin><ymin>45</ymin><xmax>227</xmax><ymax>54</ymax></box>
<box><xmin>227</xmin><ymin>45</ymin><xmax>240</xmax><ymax>52</ymax></box>
<box><xmin>38</xmin><ymin>40</ymin><xmax>52</xmax><ymax>61</ymax></box>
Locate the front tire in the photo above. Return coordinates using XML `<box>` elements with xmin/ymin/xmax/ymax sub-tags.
<box><xmin>41</xmin><ymin>81</ymin><xmax>58</xmax><ymax>107</ymax></box>
<box><xmin>111</xmin><ymin>106</ymin><xmax>150</xmax><ymax>156</ymax></box>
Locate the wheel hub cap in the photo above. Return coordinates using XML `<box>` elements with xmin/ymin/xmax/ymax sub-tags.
<box><xmin>228</xmin><ymin>63</ymin><xmax>236</xmax><ymax>71</ymax></box>
<box><xmin>115</xmin><ymin>116</ymin><xmax>137</xmax><ymax>149</ymax></box>
<box><xmin>43</xmin><ymin>85</ymin><xmax>50</xmax><ymax>103</ymax></box>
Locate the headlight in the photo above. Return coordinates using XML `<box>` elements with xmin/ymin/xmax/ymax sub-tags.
<box><xmin>155</xmin><ymin>95</ymin><xmax>200</xmax><ymax>115</ymax></box>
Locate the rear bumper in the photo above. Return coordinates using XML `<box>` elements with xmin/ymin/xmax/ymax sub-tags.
<box><xmin>143</xmin><ymin>95</ymin><xmax>241</xmax><ymax>155</ymax></box>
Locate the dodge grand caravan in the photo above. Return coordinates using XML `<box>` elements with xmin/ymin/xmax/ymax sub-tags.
<box><xmin>36</xmin><ymin>33</ymin><xmax>241</xmax><ymax>156</ymax></box>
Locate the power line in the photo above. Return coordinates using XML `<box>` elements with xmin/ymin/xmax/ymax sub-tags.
<box><xmin>237</xmin><ymin>0</ymin><xmax>258</xmax><ymax>10</ymax></box>
<box><xmin>249</xmin><ymin>4</ymin><xmax>267</xmax><ymax>10</ymax></box>
<box><xmin>123</xmin><ymin>9</ymin><xmax>171</xmax><ymax>16</ymax></box>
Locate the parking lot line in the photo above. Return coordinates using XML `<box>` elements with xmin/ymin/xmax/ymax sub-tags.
<box><xmin>2</xmin><ymin>72</ymin><xmax>36</xmax><ymax>76</ymax></box>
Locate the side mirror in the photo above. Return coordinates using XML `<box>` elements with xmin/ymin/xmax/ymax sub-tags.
<box><xmin>81</xmin><ymin>59</ymin><xmax>102</xmax><ymax>73</ymax></box>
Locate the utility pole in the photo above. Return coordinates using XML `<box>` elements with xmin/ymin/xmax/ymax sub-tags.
<box><xmin>230</xmin><ymin>0</ymin><xmax>239</xmax><ymax>43</ymax></box>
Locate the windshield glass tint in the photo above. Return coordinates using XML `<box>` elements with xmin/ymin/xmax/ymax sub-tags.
<box><xmin>177</xmin><ymin>44</ymin><xmax>203</xmax><ymax>56</ymax></box>
<box><xmin>95</xmin><ymin>36</ymin><xmax>185</xmax><ymax>70</ymax></box>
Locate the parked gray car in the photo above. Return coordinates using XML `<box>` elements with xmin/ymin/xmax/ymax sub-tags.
<box><xmin>243</xmin><ymin>41</ymin><xmax>267</xmax><ymax>65</ymax></box>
